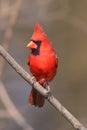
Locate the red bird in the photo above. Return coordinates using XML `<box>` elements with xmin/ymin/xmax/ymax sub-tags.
<box><xmin>27</xmin><ymin>22</ymin><xmax>58</xmax><ymax>107</ymax></box>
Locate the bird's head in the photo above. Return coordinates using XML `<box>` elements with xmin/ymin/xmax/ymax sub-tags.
<box><xmin>27</xmin><ymin>22</ymin><xmax>53</xmax><ymax>55</ymax></box>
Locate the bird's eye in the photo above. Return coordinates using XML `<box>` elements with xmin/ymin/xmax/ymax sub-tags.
<box><xmin>35</xmin><ymin>40</ymin><xmax>41</xmax><ymax>46</ymax></box>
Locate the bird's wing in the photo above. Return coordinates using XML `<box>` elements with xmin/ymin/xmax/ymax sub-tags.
<box><xmin>56</xmin><ymin>55</ymin><xmax>58</xmax><ymax>68</ymax></box>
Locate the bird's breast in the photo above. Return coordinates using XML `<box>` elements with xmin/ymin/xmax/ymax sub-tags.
<box><xmin>29</xmin><ymin>53</ymin><xmax>57</xmax><ymax>81</ymax></box>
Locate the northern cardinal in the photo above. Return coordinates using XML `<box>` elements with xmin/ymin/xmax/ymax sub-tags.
<box><xmin>27</xmin><ymin>22</ymin><xmax>58</xmax><ymax>107</ymax></box>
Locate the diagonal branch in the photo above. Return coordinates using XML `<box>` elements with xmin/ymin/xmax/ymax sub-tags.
<box><xmin>0</xmin><ymin>45</ymin><xmax>86</xmax><ymax>130</ymax></box>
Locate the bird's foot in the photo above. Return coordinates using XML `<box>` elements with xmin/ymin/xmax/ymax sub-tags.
<box><xmin>31</xmin><ymin>76</ymin><xmax>36</xmax><ymax>86</ymax></box>
<box><xmin>45</xmin><ymin>83</ymin><xmax>53</xmax><ymax>99</ymax></box>
<box><xmin>38</xmin><ymin>78</ymin><xmax>46</xmax><ymax>87</ymax></box>
<box><xmin>45</xmin><ymin>91</ymin><xmax>52</xmax><ymax>99</ymax></box>
<box><xmin>46</xmin><ymin>84</ymin><xmax>50</xmax><ymax>92</ymax></box>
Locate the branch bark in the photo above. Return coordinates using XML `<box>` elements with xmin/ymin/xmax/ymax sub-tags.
<box><xmin>0</xmin><ymin>45</ymin><xmax>86</xmax><ymax>130</ymax></box>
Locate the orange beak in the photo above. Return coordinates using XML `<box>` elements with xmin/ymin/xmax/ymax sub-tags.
<box><xmin>27</xmin><ymin>41</ymin><xmax>37</xmax><ymax>49</ymax></box>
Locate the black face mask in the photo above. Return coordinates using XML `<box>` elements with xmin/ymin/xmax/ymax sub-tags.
<box><xmin>31</xmin><ymin>40</ymin><xmax>42</xmax><ymax>55</ymax></box>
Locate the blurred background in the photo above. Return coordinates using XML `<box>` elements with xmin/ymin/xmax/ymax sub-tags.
<box><xmin>0</xmin><ymin>0</ymin><xmax>87</xmax><ymax>130</ymax></box>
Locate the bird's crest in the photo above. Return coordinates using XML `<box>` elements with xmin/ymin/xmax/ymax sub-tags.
<box><xmin>31</xmin><ymin>22</ymin><xmax>47</xmax><ymax>41</ymax></box>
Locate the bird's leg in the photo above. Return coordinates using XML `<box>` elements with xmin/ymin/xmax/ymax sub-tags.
<box><xmin>45</xmin><ymin>82</ymin><xmax>53</xmax><ymax>99</ymax></box>
<box><xmin>31</xmin><ymin>76</ymin><xmax>36</xmax><ymax>86</ymax></box>
<box><xmin>38</xmin><ymin>79</ymin><xmax>52</xmax><ymax>99</ymax></box>
<box><xmin>38</xmin><ymin>78</ymin><xmax>46</xmax><ymax>87</ymax></box>
<box><xmin>45</xmin><ymin>82</ymin><xmax>50</xmax><ymax>92</ymax></box>
<box><xmin>38</xmin><ymin>79</ymin><xmax>51</xmax><ymax>92</ymax></box>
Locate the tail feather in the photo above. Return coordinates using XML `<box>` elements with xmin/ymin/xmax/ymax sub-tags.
<box><xmin>28</xmin><ymin>87</ymin><xmax>45</xmax><ymax>107</ymax></box>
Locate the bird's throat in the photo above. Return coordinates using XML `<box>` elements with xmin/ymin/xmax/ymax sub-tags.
<box><xmin>31</xmin><ymin>48</ymin><xmax>40</xmax><ymax>55</ymax></box>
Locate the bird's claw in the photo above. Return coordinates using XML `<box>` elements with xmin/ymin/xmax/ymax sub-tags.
<box><xmin>45</xmin><ymin>91</ymin><xmax>52</xmax><ymax>100</ymax></box>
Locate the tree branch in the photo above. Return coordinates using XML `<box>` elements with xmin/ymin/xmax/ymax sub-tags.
<box><xmin>0</xmin><ymin>45</ymin><xmax>86</xmax><ymax>130</ymax></box>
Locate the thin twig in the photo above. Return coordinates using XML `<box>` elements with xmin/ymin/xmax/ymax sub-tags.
<box><xmin>0</xmin><ymin>45</ymin><xmax>86</xmax><ymax>130</ymax></box>
<box><xmin>1</xmin><ymin>0</ymin><xmax>22</xmax><ymax>47</ymax></box>
<box><xmin>0</xmin><ymin>109</ymin><xmax>10</xmax><ymax>119</ymax></box>
<box><xmin>0</xmin><ymin>1</ymin><xmax>34</xmax><ymax>130</ymax></box>
<box><xmin>0</xmin><ymin>0</ymin><xmax>22</xmax><ymax>78</ymax></box>
<box><xmin>0</xmin><ymin>81</ymin><xmax>34</xmax><ymax>130</ymax></box>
